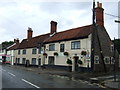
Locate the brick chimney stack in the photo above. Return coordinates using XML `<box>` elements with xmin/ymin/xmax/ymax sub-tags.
<box><xmin>14</xmin><ymin>38</ymin><xmax>19</xmax><ymax>44</ymax></box>
<box><xmin>95</xmin><ymin>2</ymin><xmax>104</xmax><ymax>26</ymax></box>
<box><xmin>50</xmin><ymin>21</ymin><xmax>57</xmax><ymax>34</ymax></box>
<box><xmin>27</xmin><ymin>27</ymin><xmax>33</xmax><ymax>39</ymax></box>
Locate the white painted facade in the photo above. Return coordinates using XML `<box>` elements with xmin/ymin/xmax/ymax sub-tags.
<box><xmin>7</xmin><ymin>50</ymin><xmax>14</xmax><ymax>65</ymax></box>
<box><xmin>44</xmin><ymin>34</ymin><xmax>92</xmax><ymax>71</ymax></box>
<box><xmin>14</xmin><ymin>48</ymin><xmax>43</xmax><ymax>65</ymax></box>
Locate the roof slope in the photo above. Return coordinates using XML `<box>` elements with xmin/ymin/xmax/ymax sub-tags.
<box><xmin>10</xmin><ymin>25</ymin><xmax>93</xmax><ymax>49</ymax></box>
<box><xmin>44</xmin><ymin>25</ymin><xmax>93</xmax><ymax>43</ymax></box>
<box><xmin>17</xmin><ymin>33</ymin><xmax>50</xmax><ymax>49</ymax></box>
<box><xmin>7</xmin><ymin>43</ymin><xmax>19</xmax><ymax>50</ymax></box>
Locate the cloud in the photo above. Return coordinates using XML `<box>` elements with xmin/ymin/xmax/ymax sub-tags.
<box><xmin>0</xmin><ymin>1</ymin><xmax>118</xmax><ymax>43</ymax></box>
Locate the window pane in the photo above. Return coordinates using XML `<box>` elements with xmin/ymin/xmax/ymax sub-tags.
<box><xmin>18</xmin><ymin>50</ymin><xmax>20</xmax><ymax>55</ymax></box>
<box><xmin>94</xmin><ymin>56</ymin><xmax>99</xmax><ymax>64</ymax></box>
<box><xmin>22</xmin><ymin>58</ymin><xmax>26</xmax><ymax>64</ymax></box>
<box><xmin>32</xmin><ymin>58</ymin><xmax>36</xmax><ymax>65</ymax></box>
<box><xmin>71</xmin><ymin>41</ymin><xmax>80</xmax><ymax>49</ymax></box>
<box><xmin>32</xmin><ymin>49</ymin><xmax>37</xmax><ymax>54</ymax></box>
<box><xmin>38</xmin><ymin>48</ymin><xmax>42</xmax><ymax>54</ymax></box>
<box><xmin>60</xmin><ymin>44</ymin><xmax>64</xmax><ymax>52</ymax></box>
<box><xmin>23</xmin><ymin>49</ymin><xmax>26</xmax><ymax>54</ymax></box>
<box><xmin>49</xmin><ymin>44</ymin><xmax>55</xmax><ymax>51</ymax></box>
<box><xmin>17</xmin><ymin>58</ymin><xmax>20</xmax><ymax>64</ymax></box>
<box><xmin>104</xmin><ymin>57</ymin><xmax>110</xmax><ymax>64</ymax></box>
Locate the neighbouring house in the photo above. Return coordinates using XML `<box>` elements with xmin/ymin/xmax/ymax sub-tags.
<box><xmin>14</xmin><ymin>27</ymin><xmax>50</xmax><ymax>67</ymax></box>
<box><xmin>0</xmin><ymin>41</ymin><xmax>14</xmax><ymax>64</ymax></box>
<box><xmin>7</xmin><ymin>39</ymin><xmax>20</xmax><ymax>65</ymax></box>
<box><xmin>10</xmin><ymin>2</ymin><xmax>119</xmax><ymax>72</ymax></box>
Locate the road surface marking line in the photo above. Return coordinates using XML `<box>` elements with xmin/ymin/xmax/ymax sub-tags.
<box><xmin>2</xmin><ymin>69</ymin><xmax>6</xmax><ymax>72</ymax></box>
<box><xmin>8</xmin><ymin>72</ymin><xmax>16</xmax><ymax>77</ymax></box>
<box><xmin>21</xmin><ymin>79</ymin><xmax>40</xmax><ymax>88</ymax></box>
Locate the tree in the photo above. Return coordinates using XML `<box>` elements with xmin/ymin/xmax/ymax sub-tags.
<box><xmin>1</xmin><ymin>41</ymin><xmax>14</xmax><ymax>49</ymax></box>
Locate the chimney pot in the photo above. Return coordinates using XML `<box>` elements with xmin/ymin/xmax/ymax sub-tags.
<box><xmin>95</xmin><ymin>2</ymin><xmax>104</xmax><ymax>26</ymax></box>
<box><xmin>97</xmin><ymin>2</ymin><xmax>100</xmax><ymax>7</ymax></box>
<box><xmin>14</xmin><ymin>38</ymin><xmax>19</xmax><ymax>44</ymax></box>
<box><xmin>99</xmin><ymin>3</ymin><xmax>102</xmax><ymax>8</ymax></box>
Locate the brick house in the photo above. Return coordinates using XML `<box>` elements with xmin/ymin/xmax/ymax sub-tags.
<box><xmin>8</xmin><ymin>2</ymin><xmax>119</xmax><ymax>72</ymax></box>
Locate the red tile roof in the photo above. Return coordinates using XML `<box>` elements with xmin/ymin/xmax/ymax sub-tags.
<box><xmin>44</xmin><ymin>25</ymin><xmax>93</xmax><ymax>43</ymax></box>
<box><xmin>9</xmin><ymin>25</ymin><xmax>93</xmax><ymax>50</ymax></box>
<box><xmin>7</xmin><ymin>43</ymin><xmax>19</xmax><ymax>50</ymax></box>
<box><xmin>17</xmin><ymin>33</ymin><xmax>50</xmax><ymax>49</ymax></box>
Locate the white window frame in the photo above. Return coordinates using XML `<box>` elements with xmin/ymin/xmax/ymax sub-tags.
<box><xmin>94</xmin><ymin>55</ymin><xmax>99</xmax><ymax>64</ymax></box>
<box><xmin>22</xmin><ymin>49</ymin><xmax>26</xmax><ymax>54</ymax></box>
<box><xmin>110</xmin><ymin>57</ymin><xmax>114</xmax><ymax>64</ymax></box>
<box><xmin>32</xmin><ymin>48</ymin><xmax>37</xmax><ymax>54</ymax></box>
<box><xmin>32</xmin><ymin>58</ymin><xmax>36</xmax><ymax>65</ymax></box>
<box><xmin>49</xmin><ymin>44</ymin><xmax>55</xmax><ymax>51</ymax></box>
<box><xmin>18</xmin><ymin>50</ymin><xmax>20</xmax><ymax>55</ymax></box>
<box><xmin>71</xmin><ymin>41</ymin><xmax>80</xmax><ymax>49</ymax></box>
<box><xmin>104</xmin><ymin>56</ymin><xmax>110</xmax><ymax>64</ymax></box>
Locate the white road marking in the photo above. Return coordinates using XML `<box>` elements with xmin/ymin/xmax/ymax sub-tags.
<box><xmin>2</xmin><ymin>69</ymin><xmax>6</xmax><ymax>72</ymax></box>
<box><xmin>10</xmin><ymin>76</ymin><xmax>13</xmax><ymax>78</ymax></box>
<box><xmin>21</xmin><ymin>79</ymin><xmax>40</xmax><ymax>88</ymax></box>
<box><xmin>8</xmin><ymin>72</ymin><xmax>16</xmax><ymax>77</ymax></box>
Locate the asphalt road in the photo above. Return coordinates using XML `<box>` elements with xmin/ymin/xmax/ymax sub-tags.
<box><xmin>1</xmin><ymin>65</ymin><xmax>105</xmax><ymax>89</ymax></box>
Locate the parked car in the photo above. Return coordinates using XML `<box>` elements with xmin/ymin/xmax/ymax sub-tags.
<box><xmin>0</xmin><ymin>59</ymin><xmax>2</xmax><ymax>64</ymax></box>
<box><xmin>4</xmin><ymin>61</ymin><xmax>11</xmax><ymax>64</ymax></box>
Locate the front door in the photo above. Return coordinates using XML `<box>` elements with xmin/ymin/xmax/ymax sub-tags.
<box><xmin>38</xmin><ymin>58</ymin><xmax>41</xmax><ymax>66</ymax></box>
<box><xmin>26</xmin><ymin>60</ymin><xmax>30</xmax><ymax>67</ymax></box>
<box><xmin>48</xmin><ymin>56</ymin><xmax>54</xmax><ymax>65</ymax></box>
<box><xmin>74</xmin><ymin>56</ymin><xmax>79</xmax><ymax>71</ymax></box>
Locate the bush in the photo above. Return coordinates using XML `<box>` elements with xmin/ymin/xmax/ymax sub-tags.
<box><xmin>43</xmin><ymin>53</ymin><xmax>47</xmax><ymax>56</ymax></box>
<box><xmin>81</xmin><ymin>51</ymin><xmax>87</xmax><ymax>55</ymax></box>
<box><xmin>78</xmin><ymin>60</ymin><xmax>83</xmax><ymax>64</ymax></box>
<box><xmin>66</xmin><ymin>59</ymin><xmax>72</xmax><ymax>65</ymax></box>
<box><xmin>54</xmin><ymin>52</ymin><xmax>58</xmax><ymax>56</ymax></box>
<box><xmin>64</xmin><ymin>52</ymin><xmax>69</xmax><ymax>56</ymax></box>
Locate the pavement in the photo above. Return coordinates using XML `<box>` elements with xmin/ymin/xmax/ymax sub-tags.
<box><xmin>4</xmin><ymin>64</ymin><xmax>120</xmax><ymax>89</ymax></box>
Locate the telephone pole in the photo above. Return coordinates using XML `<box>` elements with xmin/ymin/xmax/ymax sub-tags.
<box><xmin>91</xmin><ymin>0</ymin><xmax>95</xmax><ymax>71</ymax></box>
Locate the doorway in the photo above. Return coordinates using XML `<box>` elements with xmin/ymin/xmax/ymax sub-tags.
<box><xmin>48</xmin><ymin>56</ymin><xmax>55</xmax><ymax>65</ymax></box>
<box><xmin>38</xmin><ymin>58</ymin><xmax>41</xmax><ymax>66</ymax></box>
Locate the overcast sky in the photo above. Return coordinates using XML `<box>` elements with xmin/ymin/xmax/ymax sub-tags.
<box><xmin>0</xmin><ymin>0</ymin><xmax>119</xmax><ymax>43</ymax></box>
